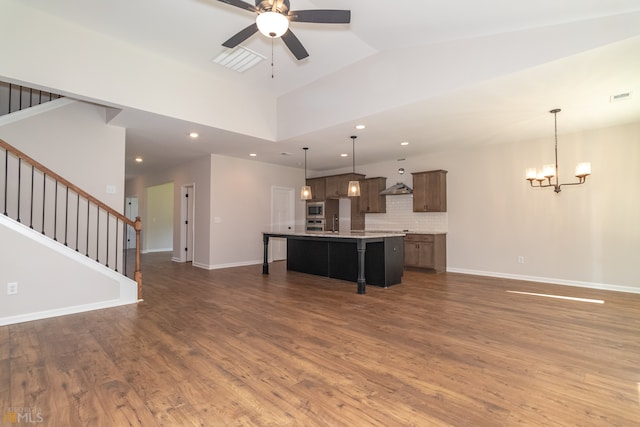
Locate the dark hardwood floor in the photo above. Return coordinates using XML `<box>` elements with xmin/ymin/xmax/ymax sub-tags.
<box><xmin>2</xmin><ymin>252</ymin><xmax>640</xmax><ymax>426</ymax></box>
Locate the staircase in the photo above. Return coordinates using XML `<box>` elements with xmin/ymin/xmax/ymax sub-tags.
<box><xmin>0</xmin><ymin>82</ymin><xmax>142</xmax><ymax>324</ymax></box>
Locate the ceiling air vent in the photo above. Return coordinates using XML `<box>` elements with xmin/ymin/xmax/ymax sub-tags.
<box><xmin>610</xmin><ymin>91</ymin><xmax>632</xmax><ymax>103</ymax></box>
<box><xmin>213</xmin><ymin>46</ymin><xmax>265</xmax><ymax>73</ymax></box>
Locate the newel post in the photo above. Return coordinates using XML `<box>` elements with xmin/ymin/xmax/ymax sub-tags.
<box><xmin>134</xmin><ymin>216</ymin><xmax>143</xmax><ymax>299</ymax></box>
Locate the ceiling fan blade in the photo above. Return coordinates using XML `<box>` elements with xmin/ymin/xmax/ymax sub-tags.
<box><xmin>289</xmin><ymin>10</ymin><xmax>351</xmax><ymax>24</ymax></box>
<box><xmin>222</xmin><ymin>23</ymin><xmax>259</xmax><ymax>48</ymax></box>
<box><xmin>216</xmin><ymin>0</ymin><xmax>258</xmax><ymax>13</ymax></box>
<box><xmin>281</xmin><ymin>29</ymin><xmax>309</xmax><ymax>60</ymax></box>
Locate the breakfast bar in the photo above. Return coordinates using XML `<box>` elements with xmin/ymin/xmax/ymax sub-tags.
<box><xmin>262</xmin><ymin>231</ymin><xmax>404</xmax><ymax>294</ymax></box>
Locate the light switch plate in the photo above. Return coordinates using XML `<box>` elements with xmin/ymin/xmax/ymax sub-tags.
<box><xmin>7</xmin><ymin>282</ymin><xmax>18</xmax><ymax>295</ymax></box>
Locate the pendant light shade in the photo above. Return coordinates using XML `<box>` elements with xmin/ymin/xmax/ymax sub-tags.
<box><xmin>256</xmin><ymin>11</ymin><xmax>289</xmax><ymax>38</ymax></box>
<box><xmin>347</xmin><ymin>180</ymin><xmax>360</xmax><ymax>197</ymax></box>
<box><xmin>347</xmin><ymin>135</ymin><xmax>360</xmax><ymax>197</ymax></box>
<box><xmin>301</xmin><ymin>147</ymin><xmax>312</xmax><ymax>200</ymax></box>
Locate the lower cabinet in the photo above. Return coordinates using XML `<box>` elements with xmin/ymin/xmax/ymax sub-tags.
<box><xmin>404</xmin><ymin>234</ymin><xmax>446</xmax><ymax>272</ymax></box>
<box><xmin>286</xmin><ymin>236</ymin><xmax>404</xmax><ymax>287</ymax></box>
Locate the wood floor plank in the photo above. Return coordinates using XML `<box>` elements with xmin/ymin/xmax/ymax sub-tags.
<box><xmin>3</xmin><ymin>252</ymin><xmax>640</xmax><ymax>425</ymax></box>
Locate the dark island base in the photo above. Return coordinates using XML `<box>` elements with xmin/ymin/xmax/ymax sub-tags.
<box><xmin>286</xmin><ymin>237</ymin><xmax>404</xmax><ymax>288</ymax></box>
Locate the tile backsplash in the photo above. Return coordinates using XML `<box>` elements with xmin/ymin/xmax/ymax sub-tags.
<box><xmin>364</xmin><ymin>194</ymin><xmax>448</xmax><ymax>233</ymax></box>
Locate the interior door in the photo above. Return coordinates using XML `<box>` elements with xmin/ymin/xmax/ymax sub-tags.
<box><xmin>271</xmin><ymin>186</ymin><xmax>295</xmax><ymax>261</ymax></box>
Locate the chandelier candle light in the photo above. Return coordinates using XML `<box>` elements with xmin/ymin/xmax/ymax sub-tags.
<box><xmin>526</xmin><ymin>108</ymin><xmax>591</xmax><ymax>193</ymax></box>
<box><xmin>301</xmin><ymin>147</ymin><xmax>312</xmax><ymax>200</ymax></box>
<box><xmin>348</xmin><ymin>135</ymin><xmax>361</xmax><ymax>197</ymax></box>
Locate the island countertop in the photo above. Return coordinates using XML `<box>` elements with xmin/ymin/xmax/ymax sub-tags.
<box><xmin>263</xmin><ymin>230</ymin><xmax>406</xmax><ymax>239</ymax></box>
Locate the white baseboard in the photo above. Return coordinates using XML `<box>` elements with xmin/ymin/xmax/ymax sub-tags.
<box><xmin>0</xmin><ymin>298</ymin><xmax>139</xmax><ymax>327</ymax></box>
<box><xmin>192</xmin><ymin>259</ymin><xmax>263</xmax><ymax>270</ymax></box>
<box><xmin>141</xmin><ymin>248</ymin><xmax>173</xmax><ymax>254</ymax></box>
<box><xmin>446</xmin><ymin>268</ymin><xmax>640</xmax><ymax>294</ymax></box>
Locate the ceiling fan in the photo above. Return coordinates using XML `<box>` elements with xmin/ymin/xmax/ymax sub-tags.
<box><xmin>217</xmin><ymin>0</ymin><xmax>351</xmax><ymax>60</ymax></box>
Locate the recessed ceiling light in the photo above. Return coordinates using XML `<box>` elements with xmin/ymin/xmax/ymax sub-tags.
<box><xmin>401</xmin><ymin>141</ymin><xmax>409</xmax><ymax>146</ymax></box>
<box><xmin>189</xmin><ymin>132</ymin><xmax>199</xmax><ymax>138</ymax></box>
<box><xmin>135</xmin><ymin>157</ymin><xmax>143</xmax><ymax>163</ymax></box>
<box><xmin>341</xmin><ymin>153</ymin><xmax>348</xmax><ymax>157</ymax></box>
<box><xmin>250</xmin><ymin>153</ymin><xmax>257</xmax><ymax>157</ymax></box>
<box><xmin>355</xmin><ymin>124</ymin><xmax>366</xmax><ymax>130</ymax></box>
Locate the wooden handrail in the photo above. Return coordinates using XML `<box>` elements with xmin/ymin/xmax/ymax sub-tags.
<box><xmin>1</xmin><ymin>138</ymin><xmax>133</xmax><ymax>226</ymax></box>
<box><xmin>0</xmin><ymin>137</ymin><xmax>143</xmax><ymax>298</ymax></box>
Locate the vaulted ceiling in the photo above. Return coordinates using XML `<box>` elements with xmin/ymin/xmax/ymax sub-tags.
<box><xmin>12</xmin><ymin>0</ymin><xmax>640</xmax><ymax>176</ymax></box>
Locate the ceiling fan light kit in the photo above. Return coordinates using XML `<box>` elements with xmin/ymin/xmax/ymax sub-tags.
<box><xmin>526</xmin><ymin>109</ymin><xmax>591</xmax><ymax>193</ymax></box>
<box><xmin>256</xmin><ymin>11</ymin><xmax>289</xmax><ymax>38</ymax></box>
<box><xmin>217</xmin><ymin>0</ymin><xmax>351</xmax><ymax>60</ymax></box>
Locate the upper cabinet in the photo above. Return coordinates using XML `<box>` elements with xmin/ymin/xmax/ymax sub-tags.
<box><xmin>305</xmin><ymin>177</ymin><xmax>326</xmax><ymax>201</ymax></box>
<box><xmin>359</xmin><ymin>177</ymin><xmax>387</xmax><ymax>213</ymax></box>
<box><xmin>412</xmin><ymin>170</ymin><xmax>447</xmax><ymax>212</ymax></box>
<box><xmin>324</xmin><ymin>173</ymin><xmax>366</xmax><ymax>198</ymax></box>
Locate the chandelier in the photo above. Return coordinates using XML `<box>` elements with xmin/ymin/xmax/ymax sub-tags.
<box><xmin>526</xmin><ymin>109</ymin><xmax>591</xmax><ymax>193</ymax></box>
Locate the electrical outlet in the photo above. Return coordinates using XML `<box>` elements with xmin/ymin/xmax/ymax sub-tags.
<box><xmin>518</xmin><ymin>256</ymin><xmax>525</xmax><ymax>264</ymax></box>
<box><xmin>7</xmin><ymin>282</ymin><xmax>18</xmax><ymax>295</ymax></box>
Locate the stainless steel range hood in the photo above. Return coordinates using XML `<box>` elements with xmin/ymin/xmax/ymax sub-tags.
<box><xmin>380</xmin><ymin>182</ymin><xmax>413</xmax><ymax>195</ymax></box>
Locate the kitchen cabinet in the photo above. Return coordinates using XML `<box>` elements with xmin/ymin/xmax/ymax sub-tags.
<box><xmin>324</xmin><ymin>173</ymin><xmax>365</xmax><ymax>198</ymax></box>
<box><xmin>305</xmin><ymin>177</ymin><xmax>326</xmax><ymax>201</ymax></box>
<box><xmin>351</xmin><ymin>198</ymin><xmax>365</xmax><ymax>230</ymax></box>
<box><xmin>412</xmin><ymin>170</ymin><xmax>447</xmax><ymax>212</ymax></box>
<box><xmin>404</xmin><ymin>233</ymin><xmax>446</xmax><ymax>272</ymax></box>
<box><xmin>358</xmin><ymin>177</ymin><xmax>387</xmax><ymax>213</ymax></box>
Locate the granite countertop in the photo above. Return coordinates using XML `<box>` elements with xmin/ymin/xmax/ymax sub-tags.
<box><xmin>265</xmin><ymin>230</ymin><xmax>447</xmax><ymax>239</ymax></box>
<box><xmin>355</xmin><ymin>230</ymin><xmax>447</xmax><ymax>235</ymax></box>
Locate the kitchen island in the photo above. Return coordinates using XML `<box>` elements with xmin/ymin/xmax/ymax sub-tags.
<box><xmin>262</xmin><ymin>231</ymin><xmax>404</xmax><ymax>294</ymax></box>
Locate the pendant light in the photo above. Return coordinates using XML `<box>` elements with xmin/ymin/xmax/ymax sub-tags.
<box><xmin>525</xmin><ymin>108</ymin><xmax>591</xmax><ymax>193</ymax></box>
<box><xmin>347</xmin><ymin>135</ymin><xmax>361</xmax><ymax>197</ymax></box>
<box><xmin>301</xmin><ymin>147</ymin><xmax>312</xmax><ymax>200</ymax></box>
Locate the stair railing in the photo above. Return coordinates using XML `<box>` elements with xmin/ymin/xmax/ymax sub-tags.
<box><xmin>0</xmin><ymin>138</ymin><xmax>142</xmax><ymax>298</ymax></box>
<box><xmin>1</xmin><ymin>82</ymin><xmax>63</xmax><ymax>116</ymax></box>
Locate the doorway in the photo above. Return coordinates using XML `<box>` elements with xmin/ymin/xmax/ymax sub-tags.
<box><xmin>270</xmin><ymin>186</ymin><xmax>295</xmax><ymax>261</ymax></box>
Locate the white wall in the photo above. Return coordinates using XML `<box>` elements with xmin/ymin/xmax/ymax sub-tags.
<box><xmin>0</xmin><ymin>216</ymin><xmax>137</xmax><ymax>326</ymax></box>
<box><xmin>209</xmin><ymin>155</ymin><xmax>304</xmax><ymax>268</ymax></box>
<box><xmin>0</xmin><ymin>99</ymin><xmax>126</xmax><ymax>212</ymax></box>
<box><xmin>144</xmin><ymin>182</ymin><xmax>174</xmax><ymax>253</ymax></box>
<box><xmin>341</xmin><ymin>122</ymin><xmax>640</xmax><ymax>292</ymax></box>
